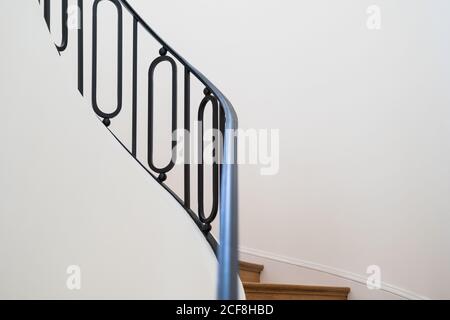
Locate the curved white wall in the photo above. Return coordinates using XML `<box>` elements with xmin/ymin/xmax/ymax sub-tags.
<box><xmin>127</xmin><ymin>0</ymin><xmax>450</xmax><ymax>299</ymax></box>
<box><xmin>0</xmin><ymin>1</ymin><xmax>227</xmax><ymax>299</ymax></box>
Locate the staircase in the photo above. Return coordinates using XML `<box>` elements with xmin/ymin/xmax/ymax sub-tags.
<box><xmin>30</xmin><ymin>0</ymin><xmax>347</xmax><ymax>300</ymax></box>
<box><xmin>33</xmin><ymin>0</ymin><xmax>240</xmax><ymax>299</ymax></box>
<box><xmin>239</xmin><ymin>261</ymin><xmax>350</xmax><ymax>300</ymax></box>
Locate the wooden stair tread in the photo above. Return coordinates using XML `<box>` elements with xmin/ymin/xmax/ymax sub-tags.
<box><xmin>239</xmin><ymin>261</ymin><xmax>264</xmax><ymax>273</ymax></box>
<box><xmin>243</xmin><ymin>282</ymin><xmax>350</xmax><ymax>300</ymax></box>
<box><xmin>239</xmin><ymin>261</ymin><xmax>350</xmax><ymax>300</ymax></box>
<box><xmin>239</xmin><ymin>261</ymin><xmax>264</xmax><ymax>283</ymax></box>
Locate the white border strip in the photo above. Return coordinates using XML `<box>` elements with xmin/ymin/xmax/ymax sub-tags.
<box><xmin>239</xmin><ymin>246</ymin><xmax>430</xmax><ymax>300</ymax></box>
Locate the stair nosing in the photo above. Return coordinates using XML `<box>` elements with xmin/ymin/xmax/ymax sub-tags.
<box><xmin>239</xmin><ymin>261</ymin><xmax>264</xmax><ymax>273</ymax></box>
<box><xmin>243</xmin><ymin>282</ymin><xmax>350</xmax><ymax>296</ymax></box>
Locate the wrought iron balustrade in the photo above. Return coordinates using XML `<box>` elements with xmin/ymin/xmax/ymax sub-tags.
<box><xmin>37</xmin><ymin>0</ymin><xmax>238</xmax><ymax>300</ymax></box>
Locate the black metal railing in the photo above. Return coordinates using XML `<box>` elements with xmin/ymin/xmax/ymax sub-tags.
<box><xmin>37</xmin><ymin>0</ymin><xmax>238</xmax><ymax>299</ymax></box>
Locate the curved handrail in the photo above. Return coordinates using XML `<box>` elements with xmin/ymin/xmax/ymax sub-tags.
<box><xmin>38</xmin><ymin>0</ymin><xmax>238</xmax><ymax>299</ymax></box>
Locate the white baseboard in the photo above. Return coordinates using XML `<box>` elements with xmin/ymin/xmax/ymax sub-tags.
<box><xmin>239</xmin><ymin>246</ymin><xmax>429</xmax><ymax>300</ymax></box>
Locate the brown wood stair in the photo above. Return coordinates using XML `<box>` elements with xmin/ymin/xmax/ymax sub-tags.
<box><xmin>239</xmin><ymin>261</ymin><xmax>350</xmax><ymax>300</ymax></box>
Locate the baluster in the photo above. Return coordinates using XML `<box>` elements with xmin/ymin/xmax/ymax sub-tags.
<box><xmin>40</xmin><ymin>0</ymin><xmax>81</xmax><ymax>91</ymax></box>
<box><xmin>43</xmin><ymin>0</ymin><xmax>50</xmax><ymax>30</ymax></box>
<box><xmin>56</xmin><ymin>0</ymin><xmax>68</xmax><ymax>53</ymax></box>
<box><xmin>78</xmin><ymin>0</ymin><xmax>84</xmax><ymax>95</ymax></box>
<box><xmin>147</xmin><ymin>48</ymin><xmax>178</xmax><ymax>182</ymax></box>
<box><xmin>197</xmin><ymin>89</ymin><xmax>220</xmax><ymax>231</ymax></box>
<box><xmin>184</xmin><ymin>68</ymin><xmax>191</xmax><ymax>208</ymax></box>
<box><xmin>131</xmin><ymin>17</ymin><xmax>138</xmax><ymax>157</ymax></box>
<box><xmin>92</xmin><ymin>0</ymin><xmax>123</xmax><ymax>126</ymax></box>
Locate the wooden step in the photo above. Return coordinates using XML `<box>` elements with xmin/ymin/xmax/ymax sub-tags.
<box><xmin>239</xmin><ymin>261</ymin><xmax>264</xmax><ymax>283</ymax></box>
<box><xmin>243</xmin><ymin>283</ymin><xmax>350</xmax><ymax>300</ymax></box>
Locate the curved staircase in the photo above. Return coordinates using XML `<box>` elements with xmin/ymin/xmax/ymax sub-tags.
<box><xmin>0</xmin><ymin>0</ymin><xmax>240</xmax><ymax>299</ymax></box>
<box><xmin>1</xmin><ymin>0</ymin><xmax>352</xmax><ymax>300</ymax></box>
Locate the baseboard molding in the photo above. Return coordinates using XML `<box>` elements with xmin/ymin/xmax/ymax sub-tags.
<box><xmin>239</xmin><ymin>246</ymin><xmax>430</xmax><ymax>300</ymax></box>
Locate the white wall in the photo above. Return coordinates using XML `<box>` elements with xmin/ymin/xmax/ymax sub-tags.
<box><xmin>0</xmin><ymin>1</ymin><xmax>233</xmax><ymax>299</ymax></box>
<box><xmin>126</xmin><ymin>0</ymin><xmax>450</xmax><ymax>299</ymax></box>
